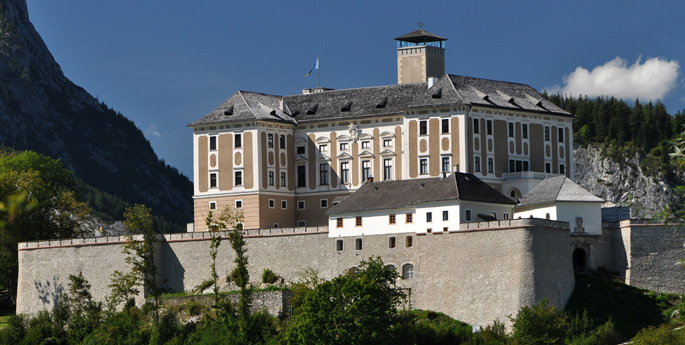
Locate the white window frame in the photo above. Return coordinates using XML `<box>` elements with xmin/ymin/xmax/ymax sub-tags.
<box><xmin>235</xmin><ymin>200</ymin><xmax>243</xmax><ymax>209</ymax></box>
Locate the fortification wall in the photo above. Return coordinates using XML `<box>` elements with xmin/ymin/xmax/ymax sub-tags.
<box><xmin>17</xmin><ymin>220</ymin><xmax>574</xmax><ymax>328</ymax></box>
<box><xmin>612</xmin><ymin>220</ymin><xmax>685</xmax><ymax>294</ymax></box>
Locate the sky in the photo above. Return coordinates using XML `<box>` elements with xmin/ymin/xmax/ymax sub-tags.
<box><xmin>26</xmin><ymin>1</ymin><xmax>685</xmax><ymax>180</ymax></box>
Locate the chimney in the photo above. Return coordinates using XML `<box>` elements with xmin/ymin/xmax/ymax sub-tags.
<box><xmin>366</xmin><ymin>177</ymin><xmax>374</xmax><ymax>183</ymax></box>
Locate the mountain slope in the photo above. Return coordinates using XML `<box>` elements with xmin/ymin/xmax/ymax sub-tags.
<box><xmin>0</xmin><ymin>0</ymin><xmax>192</xmax><ymax>225</ymax></box>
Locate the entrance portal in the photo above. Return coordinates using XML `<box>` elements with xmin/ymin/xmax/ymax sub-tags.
<box><xmin>573</xmin><ymin>248</ymin><xmax>588</xmax><ymax>272</ymax></box>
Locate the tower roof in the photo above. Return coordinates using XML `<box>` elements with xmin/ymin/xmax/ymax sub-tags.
<box><xmin>394</xmin><ymin>29</ymin><xmax>447</xmax><ymax>43</ymax></box>
<box><xmin>517</xmin><ymin>176</ymin><xmax>604</xmax><ymax>208</ymax></box>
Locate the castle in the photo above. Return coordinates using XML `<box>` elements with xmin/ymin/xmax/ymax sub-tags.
<box><xmin>16</xmin><ymin>29</ymin><xmax>685</xmax><ymax>329</ymax></box>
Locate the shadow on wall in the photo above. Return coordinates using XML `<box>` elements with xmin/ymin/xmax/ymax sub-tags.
<box><xmin>158</xmin><ymin>241</ymin><xmax>185</xmax><ymax>293</ymax></box>
<box><xmin>34</xmin><ymin>276</ymin><xmax>65</xmax><ymax>307</ymax></box>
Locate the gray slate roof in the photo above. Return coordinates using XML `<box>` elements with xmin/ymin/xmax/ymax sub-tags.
<box><xmin>189</xmin><ymin>74</ymin><xmax>571</xmax><ymax>127</ymax></box>
<box><xmin>394</xmin><ymin>29</ymin><xmax>447</xmax><ymax>42</ymax></box>
<box><xmin>517</xmin><ymin>176</ymin><xmax>604</xmax><ymax>207</ymax></box>
<box><xmin>328</xmin><ymin>173</ymin><xmax>514</xmax><ymax>215</ymax></box>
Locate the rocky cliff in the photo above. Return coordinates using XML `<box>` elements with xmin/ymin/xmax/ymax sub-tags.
<box><xmin>574</xmin><ymin>145</ymin><xmax>683</xmax><ymax>218</ymax></box>
<box><xmin>0</xmin><ymin>0</ymin><xmax>192</xmax><ymax>224</ymax></box>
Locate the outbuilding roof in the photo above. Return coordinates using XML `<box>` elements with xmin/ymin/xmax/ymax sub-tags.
<box><xmin>189</xmin><ymin>74</ymin><xmax>571</xmax><ymax>127</ymax></box>
<box><xmin>517</xmin><ymin>176</ymin><xmax>604</xmax><ymax>208</ymax></box>
<box><xmin>328</xmin><ymin>172</ymin><xmax>514</xmax><ymax>215</ymax></box>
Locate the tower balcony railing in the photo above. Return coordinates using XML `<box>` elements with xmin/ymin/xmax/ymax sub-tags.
<box><xmin>502</xmin><ymin>171</ymin><xmax>560</xmax><ymax>181</ymax></box>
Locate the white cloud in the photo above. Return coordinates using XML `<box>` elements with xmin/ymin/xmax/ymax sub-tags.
<box><xmin>146</xmin><ymin>123</ymin><xmax>162</xmax><ymax>138</ymax></box>
<box><xmin>548</xmin><ymin>56</ymin><xmax>680</xmax><ymax>101</ymax></box>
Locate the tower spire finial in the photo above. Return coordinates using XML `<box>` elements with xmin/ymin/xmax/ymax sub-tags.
<box><xmin>418</xmin><ymin>21</ymin><xmax>424</xmax><ymax>28</ymax></box>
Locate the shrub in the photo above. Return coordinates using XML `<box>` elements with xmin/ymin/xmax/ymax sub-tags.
<box><xmin>262</xmin><ymin>268</ymin><xmax>279</xmax><ymax>284</ymax></box>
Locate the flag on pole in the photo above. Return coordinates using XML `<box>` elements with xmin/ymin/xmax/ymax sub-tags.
<box><xmin>305</xmin><ymin>57</ymin><xmax>319</xmax><ymax>77</ymax></box>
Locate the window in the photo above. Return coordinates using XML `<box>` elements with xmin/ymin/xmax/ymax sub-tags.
<box><xmin>336</xmin><ymin>239</ymin><xmax>343</xmax><ymax>251</ymax></box>
<box><xmin>355</xmin><ymin>216</ymin><xmax>362</xmax><ymax>227</ymax></box>
<box><xmin>560</xmin><ymin>164</ymin><xmax>566</xmax><ymax>175</ymax></box>
<box><xmin>419</xmin><ymin>120</ymin><xmax>427</xmax><ymax>135</ymax></box>
<box><xmin>267</xmin><ymin>133</ymin><xmax>274</xmax><ymax>148</ymax></box>
<box><xmin>235</xmin><ymin>171</ymin><xmax>243</xmax><ymax>186</ymax></box>
<box><xmin>268</xmin><ymin>171</ymin><xmax>275</xmax><ymax>186</ymax></box>
<box><xmin>443</xmin><ymin>210</ymin><xmax>449</xmax><ymax>221</ymax></box>
<box><xmin>319</xmin><ymin>164</ymin><xmax>329</xmax><ymax>185</ymax></box>
<box><xmin>443</xmin><ymin>227</ymin><xmax>448</xmax><ymax>233</ymax></box>
<box><xmin>273</xmin><ymin>223</ymin><xmax>279</xmax><ymax>228</ymax></box>
<box><xmin>320</xmin><ymin>199</ymin><xmax>328</xmax><ymax>208</ymax></box>
<box><xmin>319</xmin><ymin>144</ymin><xmax>327</xmax><ymax>152</ymax></box>
<box><xmin>420</xmin><ymin>159</ymin><xmax>428</xmax><ymax>175</ymax></box>
<box><xmin>355</xmin><ymin>238</ymin><xmax>363</xmax><ymax>250</ymax></box>
<box><xmin>383</xmin><ymin>139</ymin><xmax>392</xmax><ymax>147</ymax></box>
<box><xmin>486</xmin><ymin>120</ymin><xmax>493</xmax><ymax>135</ymax></box>
<box><xmin>268</xmin><ymin>199</ymin><xmax>275</xmax><ymax>208</ymax></box>
<box><xmin>442</xmin><ymin>157</ymin><xmax>450</xmax><ymax>173</ymax></box>
<box><xmin>383</xmin><ymin>159</ymin><xmax>392</xmax><ymax>180</ymax></box>
<box><xmin>406</xmin><ymin>236</ymin><xmax>413</xmax><ymax>248</ymax></box>
<box><xmin>545</xmin><ymin>163</ymin><xmax>551</xmax><ymax>173</ymax></box>
<box><xmin>235</xmin><ymin>200</ymin><xmax>243</xmax><ymax>209</ymax></box>
<box><xmin>426</xmin><ymin>212</ymin><xmax>433</xmax><ymax>223</ymax></box>
<box><xmin>340</xmin><ymin>162</ymin><xmax>350</xmax><ymax>184</ymax></box>
<box><xmin>279</xmin><ymin>134</ymin><xmax>286</xmax><ymax>149</ymax></box>
<box><xmin>504</xmin><ymin>213</ymin><xmax>509</xmax><ymax>220</ymax></box>
<box><xmin>442</xmin><ymin>118</ymin><xmax>449</xmax><ymax>134</ymax></box>
<box><xmin>209</xmin><ymin>136</ymin><xmax>217</xmax><ymax>150</ymax></box>
<box><xmin>487</xmin><ymin>158</ymin><xmax>494</xmax><ymax>173</ymax></box>
<box><xmin>297</xmin><ymin>221</ymin><xmax>306</xmax><ymax>227</ymax></box>
<box><xmin>361</xmin><ymin>141</ymin><xmax>370</xmax><ymax>149</ymax></box>
<box><xmin>298</xmin><ymin>200</ymin><xmax>305</xmax><ymax>210</ymax></box>
<box><xmin>235</xmin><ymin>134</ymin><xmax>242</xmax><ymax>148</ymax></box>
<box><xmin>336</xmin><ymin>218</ymin><xmax>343</xmax><ymax>228</ymax></box>
<box><xmin>406</xmin><ymin>213</ymin><xmax>413</xmax><ymax>223</ymax></box>
<box><xmin>402</xmin><ymin>264</ymin><xmax>414</xmax><ymax>279</ymax></box>
<box><xmin>297</xmin><ymin>165</ymin><xmax>306</xmax><ymax>187</ymax></box>
<box><xmin>281</xmin><ymin>200</ymin><xmax>287</xmax><ymax>209</ymax></box>
<box><xmin>389</xmin><ymin>214</ymin><xmax>396</xmax><ymax>224</ymax></box>
<box><xmin>362</xmin><ymin>160</ymin><xmax>371</xmax><ymax>181</ymax></box>
<box><xmin>522</xmin><ymin>124</ymin><xmax>528</xmax><ymax>139</ymax></box>
<box><xmin>296</xmin><ymin>145</ymin><xmax>305</xmax><ymax>154</ymax></box>
<box><xmin>386</xmin><ymin>264</ymin><xmax>396</xmax><ymax>271</ymax></box>
<box><xmin>474</xmin><ymin>156</ymin><xmax>481</xmax><ymax>172</ymax></box>
<box><xmin>210</xmin><ymin>173</ymin><xmax>217</xmax><ymax>188</ymax></box>
<box><xmin>281</xmin><ymin>172</ymin><xmax>286</xmax><ymax>187</ymax></box>
<box><xmin>209</xmin><ymin>201</ymin><xmax>217</xmax><ymax>210</ymax></box>
<box><xmin>558</xmin><ymin>128</ymin><xmax>564</xmax><ymax>142</ymax></box>
<box><xmin>508</xmin><ymin>123</ymin><xmax>514</xmax><ymax>137</ymax></box>
<box><xmin>509</xmin><ymin>159</ymin><xmax>530</xmax><ymax>173</ymax></box>
<box><xmin>544</xmin><ymin>126</ymin><xmax>550</xmax><ymax>141</ymax></box>
<box><xmin>339</xmin><ymin>142</ymin><xmax>348</xmax><ymax>151</ymax></box>
<box><xmin>426</xmin><ymin>228</ymin><xmax>432</xmax><ymax>234</ymax></box>
<box><xmin>473</xmin><ymin>118</ymin><xmax>480</xmax><ymax>134</ymax></box>
<box><xmin>389</xmin><ymin>237</ymin><xmax>396</xmax><ymax>248</ymax></box>
<box><xmin>465</xmin><ymin>209</ymin><xmax>472</xmax><ymax>222</ymax></box>
<box><xmin>491</xmin><ymin>212</ymin><xmax>497</xmax><ymax>219</ymax></box>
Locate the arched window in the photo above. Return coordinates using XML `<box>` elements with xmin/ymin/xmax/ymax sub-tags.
<box><xmin>402</xmin><ymin>263</ymin><xmax>414</xmax><ymax>279</ymax></box>
<box><xmin>546</xmin><ymin>213</ymin><xmax>550</xmax><ymax>220</ymax></box>
<box><xmin>385</xmin><ymin>264</ymin><xmax>396</xmax><ymax>272</ymax></box>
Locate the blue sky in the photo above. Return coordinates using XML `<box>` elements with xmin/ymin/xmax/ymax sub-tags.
<box><xmin>27</xmin><ymin>1</ymin><xmax>685</xmax><ymax>180</ymax></box>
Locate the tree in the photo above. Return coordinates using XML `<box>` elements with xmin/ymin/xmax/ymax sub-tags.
<box><xmin>0</xmin><ymin>150</ymin><xmax>90</xmax><ymax>302</ymax></box>
<box><xmin>286</xmin><ymin>257</ymin><xmax>405</xmax><ymax>345</ymax></box>
<box><xmin>107</xmin><ymin>204</ymin><xmax>159</xmax><ymax>316</ymax></box>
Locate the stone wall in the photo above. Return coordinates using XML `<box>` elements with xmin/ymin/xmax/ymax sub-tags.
<box><xmin>17</xmin><ymin>220</ymin><xmax>575</xmax><ymax>328</ymax></box>
<box><xmin>152</xmin><ymin>290</ymin><xmax>294</xmax><ymax>317</ymax></box>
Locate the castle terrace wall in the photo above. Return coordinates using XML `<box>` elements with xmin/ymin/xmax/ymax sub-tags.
<box><xmin>17</xmin><ymin>220</ymin><xmax>574</xmax><ymax>329</ymax></box>
<box><xmin>611</xmin><ymin>220</ymin><xmax>685</xmax><ymax>294</ymax></box>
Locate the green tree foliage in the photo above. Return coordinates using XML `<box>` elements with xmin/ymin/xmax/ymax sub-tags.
<box><xmin>285</xmin><ymin>257</ymin><xmax>405</xmax><ymax>345</ymax></box>
<box><xmin>0</xmin><ymin>149</ymin><xmax>90</xmax><ymax>300</ymax></box>
<box><xmin>108</xmin><ymin>204</ymin><xmax>159</xmax><ymax>314</ymax></box>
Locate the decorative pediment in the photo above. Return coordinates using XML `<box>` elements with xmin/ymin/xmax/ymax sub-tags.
<box><xmin>317</xmin><ymin>154</ymin><xmax>331</xmax><ymax>162</ymax></box>
<box><xmin>295</xmin><ymin>138</ymin><xmax>308</xmax><ymax>145</ymax></box>
<box><xmin>337</xmin><ymin>134</ymin><xmax>351</xmax><ymax>142</ymax></box>
<box><xmin>359</xmin><ymin>133</ymin><xmax>374</xmax><ymax>140</ymax></box>
<box><xmin>380</xmin><ymin>131</ymin><xmax>395</xmax><ymax>139</ymax></box>
<box><xmin>359</xmin><ymin>150</ymin><xmax>375</xmax><ymax>158</ymax></box>
<box><xmin>295</xmin><ymin>156</ymin><xmax>308</xmax><ymax>164</ymax></box>
<box><xmin>337</xmin><ymin>152</ymin><xmax>353</xmax><ymax>160</ymax></box>
<box><xmin>380</xmin><ymin>149</ymin><xmax>396</xmax><ymax>157</ymax></box>
<box><xmin>315</xmin><ymin>137</ymin><xmax>330</xmax><ymax>144</ymax></box>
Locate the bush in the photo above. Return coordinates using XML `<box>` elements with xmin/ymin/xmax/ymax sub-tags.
<box><xmin>262</xmin><ymin>268</ymin><xmax>279</xmax><ymax>284</ymax></box>
<box><xmin>631</xmin><ymin>323</ymin><xmax>685</xmax><ymax>345</ymax></box>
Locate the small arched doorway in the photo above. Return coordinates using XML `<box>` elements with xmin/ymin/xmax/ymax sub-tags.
<box><xmin>573</xmin><ymin>248</ymin><xmax>588</xmax><ymax>272</ymax></box>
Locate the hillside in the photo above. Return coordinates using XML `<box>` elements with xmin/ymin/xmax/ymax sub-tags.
<box><xmin>0</xmin><ymin>0</ymin><xmax>192</xmax><ymax>226</ymax></box>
